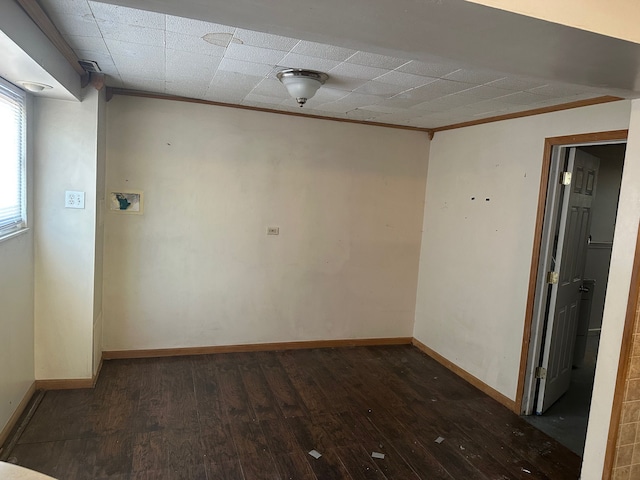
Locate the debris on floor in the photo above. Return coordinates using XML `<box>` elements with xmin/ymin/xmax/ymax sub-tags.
<box><xmin>371</xmin><ymin>452</ymin><xmax>385</xmax><ymax>459</ymax></box>
<box><xmin>308</xmin><ymin>450</ymin><xmax>322</xmax><ymax>459</ymax></box>
<box><xmin>435</xmin><ymin>436</ymin><xmax>445</xmax><ymax>444</ymax></box>
<box><xmin>522</xmin><ymin>468</ymin><xmax>531</xmax><ymax>474</ymax></box>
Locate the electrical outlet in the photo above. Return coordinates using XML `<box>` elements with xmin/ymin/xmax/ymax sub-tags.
<box><xmin>267</xmin><ymin>226</ymin><xmax>279</xmax><ymax>235</ymax></box>
<box><xmin>65</xmin><ymin>191</ymin><xmax>85</xmax><ymax>209</ymax></box>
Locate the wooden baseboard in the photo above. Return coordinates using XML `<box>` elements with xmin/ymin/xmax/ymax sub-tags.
<box><xmin>35</xmin><ymin>354</ymin><xmax>104</xmax><ymax>391</ymax></box>
<box><xmin>103</xmin><ymin>337</ymin><xmax>413</xmax><ymax>359</ymax></box>
<box><xmin>0</xmin><ymin>382</ymin><xmax>36</xmax><ymax>450</ymax></box>
<box><xmin>411</xmin><ymin>338</ymin><xmax>517</xmax><ymax>412</ymax></box>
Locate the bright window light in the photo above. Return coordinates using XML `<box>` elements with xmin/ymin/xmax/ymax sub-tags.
<box><xmin>0</xmin><ymin>77</ymin><xmax>26</xmax><ymax>238</ymax></box>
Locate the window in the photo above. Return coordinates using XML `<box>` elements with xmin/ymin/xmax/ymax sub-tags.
<box><xmin>0</xmin><ymin>77</ymin><xmax>26</xmax><ymax>238</ymax></box>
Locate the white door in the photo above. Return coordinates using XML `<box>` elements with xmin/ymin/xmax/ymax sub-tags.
<box><xmin>536</xmin><ymin>148</ymin><xmax>600</xmax><ymax>414</ymax></box>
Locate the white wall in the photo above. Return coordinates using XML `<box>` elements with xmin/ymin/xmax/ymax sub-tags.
<box><xmin>34</xmin><ymin>88</ymin><xmax>103</xmax><ymax>380</ymax></box>
<box><xmin>413</xmin><ymin>100</ymin><xmax>631</xmax><ymax>399</ymax></box>
<box><xmin>582</xmin><ymin>99</ymin><xmax>640</xmax><ymax>479</ymax></box>
<box><xmin>582</xmin><ymin>144</ymin><xmax>625</xmax><ymax>330</ymax></box>
<box><xmin>103</xmin><ymin>96</ymin><xmax>429</xmax><ymax>351</ymax></box>
<box><xmin>0</xmin><ymin>98</ymin><xmax>34</xmax><ymax>436</ymax></box>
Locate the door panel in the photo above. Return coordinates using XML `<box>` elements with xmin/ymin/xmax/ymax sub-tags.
<box><xmin>536</xmin><ymin>148</ymin><xmax>599</xmax><ymax>414</ymax></box>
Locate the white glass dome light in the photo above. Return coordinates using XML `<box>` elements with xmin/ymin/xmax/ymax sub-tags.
<box><xmin>276</xmin><ymin>69</ymin><xmax>329</xmax><ymax>107</ymax></box>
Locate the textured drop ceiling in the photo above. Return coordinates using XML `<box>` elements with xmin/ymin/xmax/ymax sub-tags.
<box><xmin>40</xmin><ymin>0</ymin><xmax>613</xmax><ymax>128</ymax></box>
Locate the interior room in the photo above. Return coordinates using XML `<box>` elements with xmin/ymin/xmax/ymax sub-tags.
<box><xmin>1</xmin><ymin>1</ymin><xmax>640</xmax><ymax>479</ymax></box>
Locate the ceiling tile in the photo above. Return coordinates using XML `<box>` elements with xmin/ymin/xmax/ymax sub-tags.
<box><xmin>358</xmin><ymin>104</ymin><xmax>406</xmax><ymax>114</ymax></box>
<box><xmin>208</xmin><ymin>71</ymin><xmax>264</xmax><ymax>92</ymax></box>
<box><xmin>527</xmin><ymin>83</ymin><xmax>590</xmax><ymax>97</ymax></box>
<box><xmin>165</xmin><ymin>16</ymin><xmax>235</xmax><ymax>37</ymax></box>
<box><xmin>165</xmin><ymin>32</ymin><xmax>227</xmax><ymax>57</ymax></box>
<box><xmin>88</xmin><ymin>1</ymin><xmax>165</xmax><ymax>28</ymax></box>
<box><xmin>224</xmin><ymin>43</ymin><xmax>288</xmax><ymax>65</ymax></box>
<box><xmin>217</xmin><ymin>58</ymin><xmax>275</xmax><ymax>77</ymax></box>
<box><xmin>307</xmin><ymin>87</ymin><xmax>349</xmax><ymax>103</ymax></box>
<box><xmin>328</xmin><ymin>62</ymin><xmax>388</xmax><ymax>80</ymax></box>
<box><xmin>251</xmin><ymin>78</ymin><xmax>290</xmax><ymax>98</ymax></box>
<box><xmin>98</xmin><ymin>21</ymin><xmax>164</xmax><ymax>47</ymax></box>
<box><xmin>111</xmin><ymin>52</ymin><xmax>165</xmax><ymax>78</ymax></box>
<box><xmin>497</xmin><ymin>91</ymin><xmax>551</xmax><ymax>105</ymax></box>
<box><xmin>120</xmin><ymin>75</ymin><xmax>165</xmax><ymax>92</ymax></box>
<box><xmin>485</xmin><ymin>76</ymin><xmax>549</xmax><ymax>91</ymax></box>
<box><xmin>399</xmin><ymin>79</ymin><xmax>474</xmax><ymax>103</ymax></box>
<box><xmin>344</xmin><ymin>108</ymin><xmax>378</xmax><ymax>120</ymax></box>
<box><xmin>279</xmin><ymin>53</ymin><xmax>341</xmax><ymax>73</ymax></box>
<box><xmin>339</xmin><ymin>92</ymin><xmax>384</xmax><ymax>107</ymax></box>
<box><xmin>291</xmin><ymin>41</ymin><xmax>356</xmax><ymax>61</ymax></box>
<box><xmin>233</xmin><ymin>29</ymin><xmax>299</xmax><ymax>51</ymax></box>
<box><xmin>454</xmin><ymin>85</ymin><xmax>512</xmax><ymax>101</ymax></box>
<box><xmin>396</xmin><ymin>60</ymin><xmax>461</xmax><ymax>78</ymax></box>
<box><xmin>105</xmin><ymin>39</ymin><xmax>164</xmax><ymax>58</ymax></box>
<box><xmin>166</xmin><ymin>50</ymin><xmax>221</xmax><ymax>79</ymax></box>
<box><xmin>165</xmin><ymin>80</ymin><xmax>208</xmax><ymax>98</ymax></box>
<box><xmin>324</xmin><ymin>75</ymin><xmax>367</xmax><ymax>92</ymax></box>
<box><xmin>346</xmin><ymin>51</ymin><xmax>408</xmax><ymax>70</ymax></box>
<box><xmin>314</xmin><ymin>102</ymin><xmax>351</xmax><ymax>113</ymax></box>
<box><xmin>64</xmin><ymin>35</ymin><xmax>109</xmax><ymax>54</ymax></box>
<box><xmin>354</xmin><ymin>81</ymin><xmax>404</xmax><ymax>97</ymax></box>
<box><xmin>374</xmin><ymin>70</ymin><xmax>437</xmax><ymax>89</ymax></box>
<box><xmin>243</xmin><ymin>93</ymin><xmax>285</xmax><ymax>105</ymax></box>
<box><xmin>411</xmin><ymin>94</ymin><xmax>475</xmax><ymax>111</ymax></box>
<box><xmin>442</xmin><ymin>69</ymin><xmax>507</xmax><ymax>85</ymax></box>
<box><xmin>204</xmin><ymin>89</ymin><xmax>247</xmax><ymax>104</ymax></box>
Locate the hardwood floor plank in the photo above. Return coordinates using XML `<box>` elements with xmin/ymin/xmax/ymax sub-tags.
<box><xmin>215</xmin><ymin>354</ymin><xmax>256</xmax><ymax>423</ymax></box>
<box><xmin>229</xmin><ymin>419</ymin><xmax>270</xmax><ymax>458</ymax></box>
<box><xmin>256</xmin><ymin>351</ymin><xmax>307</xmax><ymax>418</ymax></box>
<box><xmin>272</xmin><ymin>450</ymin><xmax>317</xmax><ymax>480</ymax></box>
<box><xmin>260</xmin><ymin>418</ymin><xmax>302</xmax><ymax>457</ymax></box>
<box><xmin>336</xmin><ymin>445</ymin><xmax>388</xmax><ymax>480</ymax></box>
<box><xmin>238</xmin><ymin>453</ymin><xmax>281</xmax><ymax>480</ymax></box>
<box><xmin>276</xmin><ymin>350</ymin><xmax>335</xmax><ymax>415</ymax></box>
<box><xmin>239</xmin><ymin>354</ymin><xmax>281</xmax><ymax>421</ymax></box>
<box><xmin>6</xmin><ymin>346</ymin><xmax>582</xmax><ymax>480</ymax></box>
<box><xmin>304</xmin><ymin>448</ymin><xmax>354</xmax><ymax>480</ymax></box>
<box><xmin>192</xmin><ymin>355</ymin><xmax>226</xmax><ymax>428</ymax></box>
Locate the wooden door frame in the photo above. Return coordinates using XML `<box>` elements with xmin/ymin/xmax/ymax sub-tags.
<box><xmin>516</xmin><ymin>130</ymin><xmax>628</xmax><ymax>413</ymax></box>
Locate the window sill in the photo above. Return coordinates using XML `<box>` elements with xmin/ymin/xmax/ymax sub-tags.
<box><xmin>0</xmin><ymin>227</ymin><xmax>30</xmax><ymax>245</ymax></box>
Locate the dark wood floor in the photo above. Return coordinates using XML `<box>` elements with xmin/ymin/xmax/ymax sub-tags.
<box><xmin>6</xmin><ymin>346</ymin><xmax>581</xmax><ymax>479</ymax></box>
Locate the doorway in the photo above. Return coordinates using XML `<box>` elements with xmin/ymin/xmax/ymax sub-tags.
<box><xmin>520</xmin><ymin>136</ymin><xmax>626</xmax><ymax>456</ymax></box>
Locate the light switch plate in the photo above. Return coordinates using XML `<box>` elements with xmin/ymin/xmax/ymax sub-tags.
<box><xmin>267</xmin><ymin>226</ymin><xmax>279</xmax><ymax>235</ymax></box>
<box><xmin>65</xmin><ymin>191</ymin><xmax>85</xmax><ymax>209</ymax></box>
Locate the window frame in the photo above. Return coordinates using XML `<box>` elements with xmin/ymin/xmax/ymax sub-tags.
<box><xmin>0</xmin><ymin>76</ymin><xmax>27</xmax><ymax>241</ymax></box>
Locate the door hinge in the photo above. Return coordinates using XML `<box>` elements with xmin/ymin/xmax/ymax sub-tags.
<box><xmin>561</xmin><ymin>171</ymin><xmax>572</xmax><ymax>185</ymax></box>
<box><xmin>535</xmin><ymin>367</ymin><xmax>547</xmax><ymax>379</ymax></box>
<box><xmin>546</xmin><ymin>271</ymin><xmax>559</xmax><ymax>284</ymax></box>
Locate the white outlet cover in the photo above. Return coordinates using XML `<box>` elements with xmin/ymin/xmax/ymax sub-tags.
<box><xmin>65</xmin><ymin>190</ymin><xmax>85</xmax><ymax>209</ymax></box>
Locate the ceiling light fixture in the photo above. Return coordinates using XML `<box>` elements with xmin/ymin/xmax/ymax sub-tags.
<box><xmin>276</xmin><ymin>69</ymin><xmax>328</xmax><ymax>107</ymax></box>
<box><xmin>18</xmin><ymin>81</ymin><xmax>53</xmax><ymax>93</ymax></box>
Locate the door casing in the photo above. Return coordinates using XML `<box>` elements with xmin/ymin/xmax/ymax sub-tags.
<box><xmin>517</xmin><ymin>130</ymin><xmax>628</xmax><ymax>416</ymax></box>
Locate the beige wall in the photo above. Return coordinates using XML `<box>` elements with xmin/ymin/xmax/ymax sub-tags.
<box><xmin>34</xmin><ymin>88</ymin><xmax>104</xmax><ymax>380</ymax></box>
<box><xmin>412</xmin><ymin>100</ymin><xmax>634</xmax><ymax>477</ymax></box>
<box><xmin>0</xmin><ymin>98</ymin><xmax>34</xmax><ymax>436</ymax></box>
<box><xmin>466</xmin><ymin>0</ymin><xmax>640</xmax><ymax>44</ymax></box>
<box><xmin>102</xmin><ymin>96</ymin><xmax>429</xmax><ymax>351</ymax></box>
